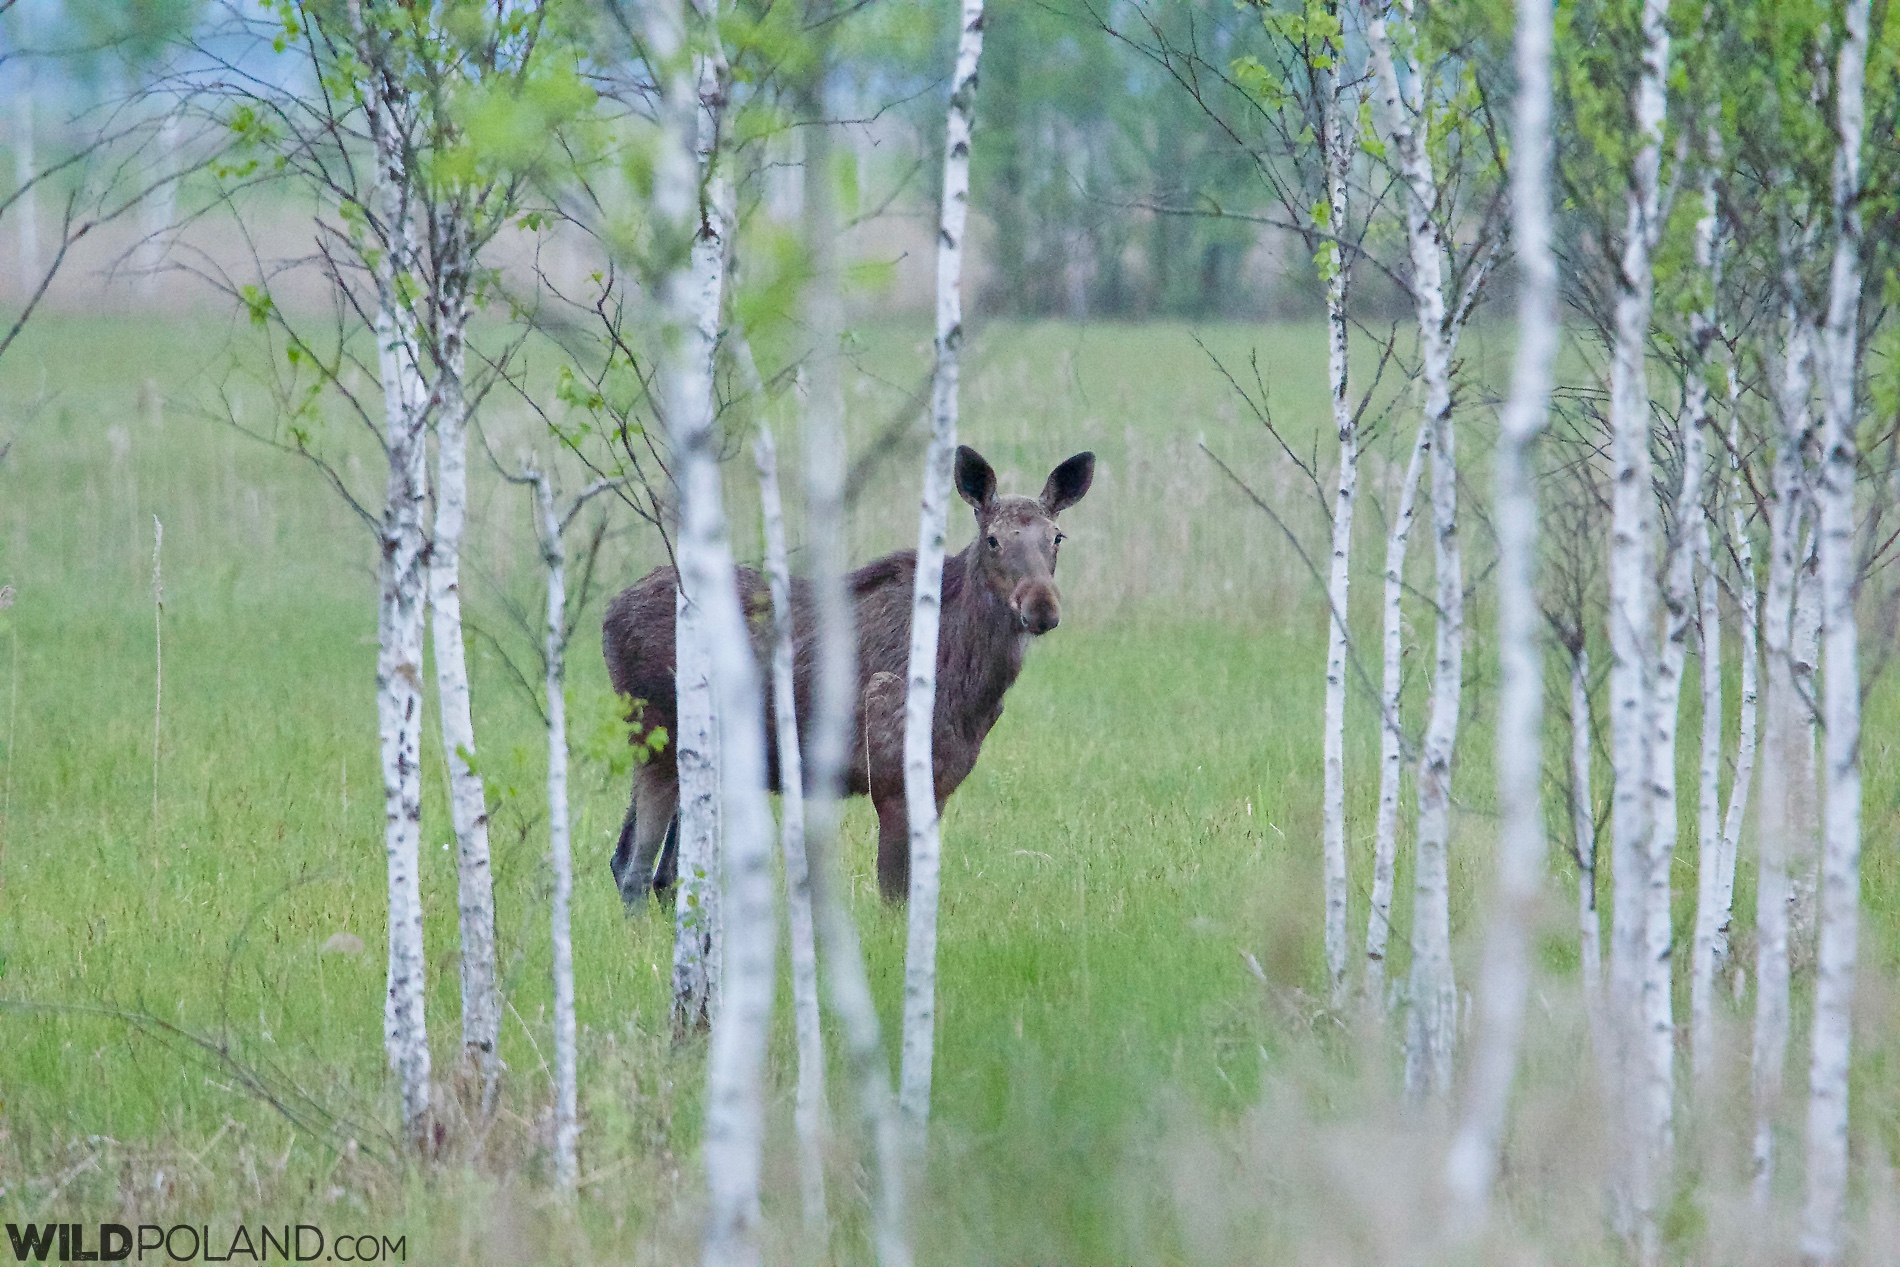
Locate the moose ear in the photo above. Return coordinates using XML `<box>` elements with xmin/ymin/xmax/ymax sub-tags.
<box><xmin>955</xmin><ymin>445</ymin><xmax>997</xmax><ymax>510</ymax></box>
<box><xmin>1040</xmin><ymin>452</ymin><xmax>1095</xmax><ymax>515</ymax></box>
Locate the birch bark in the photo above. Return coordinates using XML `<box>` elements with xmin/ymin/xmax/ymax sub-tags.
<box><xmin>529</xmin><ymin>469</ymin><xmax>579</xmax><ymax>1193</ymax></box>
<box><xmin>355</xmin><ymin>6</ymin><xmax>432</xmax><ymax>1144</ymax></box>
<box><xmin>669</xmin><ymin>7</ymin><xmax>735</xmax><ymax>1037</ymax></box>
<box><xmin>798</xmin><ymin>65</ymin><xmax>911</xmax><ymax>1267</ymax></box>
<box><xmin>1800</xmin><ymin>6</ymin><xmax>1869</xmax><ymax>1257</ymax></box>
<box><xmin>648</xmin><ymin>2</ymin><xmax>777</xmax><ymax>1260</ymax></box>
<box><xmin>1789</xmin><ymin>535</ymin><xmax>1822</xmax><ymax>948</ymax></box>
<box><xmin>427</xmin><ymin>206</ymin><xmax>501</xmax><ymax>1107</ymax></box>
<box><xmin>1603</xmin><ymin>0</ymin><xmax>1670</xmax><ymax>1243</ymax></box>
<box><xmin>899</xmin><ymin>0</ymin><xmax>985</xmax><ymax>1158</ymax></box>
<box><xmin>1443</xmin><ymin>0</ymin><xmax>1557</xmax><ymax>1221</ymax></box>
<box><xmin>1366</xmin><ymin>0</ymin><xmax>1461</xmax><ymax>1098</ymax></box>
<box><xmin>1317</xmin><ymin>20</ymin><xmax>1357</xmax><ymax>1009</ymax></box>
<box><xmin>1752</xmin><ymin>295</ymin><xmax>1813</xmax><ymax>1208</ymax></box>
<box><xmin>1366</xmin><ymin>423</ymin><xmax>1428</xmax><ymax>1010</ymax></box>
<box><xmin>756</xmin><ymin>427</ymin><xmax>829</xmax><ymax>1235</ymax></box>
<box><xmin>1716</xmin><ymin>402</ymin><xmax>1760</xmax><ymax>978</ymax></box>
<box><xmin>1573</xmin><ymin>649</ymin><xmax>1601</xmax><ymax>1005</ymax></box>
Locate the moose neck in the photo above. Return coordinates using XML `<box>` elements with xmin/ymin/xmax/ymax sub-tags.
<box><xmin>938</xmin><ymin>541</ymin><xmax>1029</xmax><ymax>731</ymax></box>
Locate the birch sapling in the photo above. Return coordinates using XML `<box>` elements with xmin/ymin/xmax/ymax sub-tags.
<box><xmin>1366</xmin><ymin>0</ymin><xmax>1462</xmax><ymax>1097</ymax></box>
<box><xmin>755</xmin><ymin>427</ymin><xmax>829</xmax><ymax>1234</ymax></box>
<box><xmin>1716</xmin><ymin>401</ymin><xmax>1760</xmax><ymax>976</ymax></box>
<box><xmin>1788</xmin><ymin>534</ymin><xmax>1822</xmax><ymax>948</ymax></box>
<box><xmin>1573</xmin><ymin>647</ymin><xmax>1601</xmax><ymax>1005</ymax></box>
<box><xmin>1444</xmin><ymin>0</ymin><xmax>1557</xmax><ymax>1221</ymax></box>
<box><xmin>356</xmin><ymin>4</ymin><xmax>433</xmax><ymax>1143</ymax></box>
<box><xmin>798</xmin><ymin>62</ymin><xmax>912</xmax><ymax>1267</ymax></box>
<box><xmin>1753</xmin><ymin>292</ymin><xmax>1814</xmax><ymax>1208</ymax></box>
<box><xmin>1315</xmin><ymin>14</ymin><xmax>1359</xmax><ymax>1008</ymax></box>
<box><xmin>1603</xmin><ymin>0</ymin><xmax>1670</xmax><ymax>1238</ymax></box>
<box><xmin>1801</xmin><ymin>5</ymin><xmax>1869</xmax><ymax>1257</ymax></box>
<box><xmin>668</xmin><ymin>2</ymin><xmax>736</xmax><ymax>1036</ymax></box>
<box><xmin>900</xmin><ymin>0</ymin><xmax>985</xmax><ymax>1158</ymax></box>
<box><xmin>427</xmin><ymin>204</ymin><xmax>502</xmax><ymax>1107</ymax></box>
<box><xmin>528</xmin><ymin>466</ymin><xmax>580</xmax><ymax>1193</ymax></box>
<box><xmin>647</xmin><ymin>1</ymin><xmax>777</xmax><ymax>1259</ymax></box>
<box><xmin>1366</xmin><ymin>422</ymin><xmax>1429</xmax><ymax>1010</ymax></box>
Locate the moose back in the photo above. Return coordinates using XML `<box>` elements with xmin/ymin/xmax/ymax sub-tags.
<box><xmin>603</xmin><ymin>445</ymin><xmax>1095</xmax><ymax>902</ymax></box>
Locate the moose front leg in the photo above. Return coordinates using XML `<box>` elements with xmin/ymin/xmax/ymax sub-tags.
<box><xmin>874</xmin><ymin>791</ymin><xmax>909</xmax><ymax>903</ymax></box>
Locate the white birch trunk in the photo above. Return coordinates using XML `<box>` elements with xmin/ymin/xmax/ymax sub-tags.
<box><xmin>1318</xmin><ymin>38</ymin><xmax>1357</xmax><ymax>1009</ymax></box>
<box><xmin>1367</xmin><ymin>0</ymin><xmax>1461</xmax><ymax>1098</ymax></box>
<box><xmin>649</xmin><ymin>3</ymin><xmax>777</xmax><ymax>1262</ymax></box>
<box><xmin>13</xmin><ymin>86</ymin><xmax>38</xmax><ymax>287</ymax></box>
<box><xmin>1716</xmin><ymin>401</ymin><xmax>1760</xmax><ymax>978</ymax></box>
<box><xmin>427</xmin><ymin>211</ymin><xmax>501</xmax><ymax>1108</ymax></box>
<box><xmin>1574</xmin><ymin>649</ymin><xmax>1601</xmax><ymax>1005</ymax></box>
<box><xmin>356</xmin><ymin>13</ymin><xmax>432</xmax><ymax>1144</ymax></box>
<box><xmin>669</xmin><ymin>8</ymin><xmax>735</xmax><ymax>1037</ymax></box>
<box><xmin>1365</xmin><ymin>423</ymin><xmax>1429</xmax><ymax>1010</ymax></box>
<box><xmin>1604</xmin><ymin>0</ymin><xmax>1670</xmax><ymax>1244</ymax></box>
<box><xmin>898</xmin><ymin>0</ymin><xmax>985</xmax><ymax>1159</ymax></box>
<box><xmin>799</xmin><ymin>70</ymin><xmax>912</xmax><ymax>1267</ymax></box>
<box><xmin>1684</xmin><ymin>135</ymin><xmax>1728</xmax><ymax>1089</ymax></box>
<box><xmin>1443</xmin><ymin>0</ymin><xmax>1557</xmax><ymax>1222</ymax></box>
<box><xmin>1789</xmin><ymin>534</ymin><xmax>1822</xmax><ymax>949</ymax></box>
<box><xmin>1800</xmin><ymin>6</ymin><xmax>1869</xmax><ymax>1257</ymax></box>
<box><xmin>1689</xmin><ymin>511</ymin><xmax>1724</xmax><ymax>1086</ymax></box>
<box><xmin>530</xmin><ymin>469</ymin><xmax>579</xmax><ymax>1193</ymax></box>
<box><xmin>1752</xmin><ymin>295</ymin><xmax>1814</xmax><ymax>1209</ymax></box>
<box><xmin>755</xmin><ymin>428</ymin><xmax>829</xmax><ymax>1235</ymax></box>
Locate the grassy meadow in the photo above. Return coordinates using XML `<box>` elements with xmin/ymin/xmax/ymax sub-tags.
<box><xmin>2</xmin><ymin>312</ymin><xmax>1899</xmax><ymax>1264</ymax></box>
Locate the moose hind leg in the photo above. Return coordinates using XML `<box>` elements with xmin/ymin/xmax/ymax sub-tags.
<box><xmin>610</xmin><ymin>768</ymin><xmax>679</xmax><ymax>908</ymax></box>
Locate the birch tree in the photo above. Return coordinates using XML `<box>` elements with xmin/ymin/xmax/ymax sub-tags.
<box><xmin>796</xmin><ymin>41</ymin><xmax>910</xmax><ymax>1266</ymax></box>
<box><xmin>427</xmin><ymin>180</ymin><xmax>501</xmax><ymax>1113</ymax></box>
<box><xmin>899</xmin><ymin>0</ymin><xmax>985</xmax><ymax>1159</ymax></box>
<box><xmin>645</xmin><ymin>0</ymin><xmax>778</xmax><ymax>1257</ymax></box>
<box><xmin>1314</xmin><ymin>1</ymin><xmax>1358</xmax><ymax>1010</ymax></box>
<box><xmin>1444</xmin><ymin>0</ymin><xmax>1557</xmax><ymax>1224</ymax></box>
<box><xmin>1800</xmin><ymin>5</ymin><xmax>1870</xmax><ymax>1257</ymax></box>
<box><xmin>755</xmin><ymin>427</ymin><xmax>828</xmax><ymax>1235</ymax></box>
<box><xmin>1599</xmin><ymin>0</ymin><xmax>1670</xmax><ymax>1240</ymax></box>
<box><xmin>1752</xmin><ymin>281</ymin><xmax>1814</xmax><ymax>1210</ymax></box>
<box><xmin>667</xmin><ymin>0</ymin><xmax>736</xmax><ymax>1037</ymax></box>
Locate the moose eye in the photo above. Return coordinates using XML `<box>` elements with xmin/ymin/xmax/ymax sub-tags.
<box><xmin>987</xmin><ymin>535</ymin><xmax>999</xmax><ymax>550</ymax></box>
<box><xmin>1054</xmin><ymin>533</ymin><xmax>1066</xmax><ymax>546</ymax></box>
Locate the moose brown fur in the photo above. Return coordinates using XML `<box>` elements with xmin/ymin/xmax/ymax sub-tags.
<box><xmin>603</xmin><ymin>445</ymin><xmax>1094</xmax><ymax>903</ymax></box>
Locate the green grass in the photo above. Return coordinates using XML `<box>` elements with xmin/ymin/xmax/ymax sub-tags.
<box><xmin>1</xmin><ymin>314</ymin><xmax>1898</xmax><ymax>1263</ymax></box>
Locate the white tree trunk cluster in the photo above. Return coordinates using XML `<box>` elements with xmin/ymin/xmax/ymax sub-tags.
<box><xmin>354</xmin><ymin>9</ymin><xmax>434</xmax><ymax>1146</ymax></box>
<box><xmin>899</xmin><ymin>0</ymin><xmax>986</xmax><ymax>1163</ymax></box>
<box><xmin>1365</xmin><ymin>0</ymin><xmax>1463</xmax><ymax>1099</ymax></box>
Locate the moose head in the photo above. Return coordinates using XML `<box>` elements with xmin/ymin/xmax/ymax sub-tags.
<box><xmin>955</xmin><ymin>445</ymin><xmax>1096</xmax><ymax>636</ymax></box>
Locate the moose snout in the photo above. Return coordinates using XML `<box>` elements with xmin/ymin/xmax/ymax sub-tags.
<box><xmin>1013</xmin><ymin>582</ymin><xmax>1062</xmax><ymax>636</ymax></box>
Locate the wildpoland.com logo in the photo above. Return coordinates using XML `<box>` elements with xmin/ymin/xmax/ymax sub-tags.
<box><xmin>5</xmin><ymin>1225</ymin><xmax>407</xmax><ymax>1263</ymax></box>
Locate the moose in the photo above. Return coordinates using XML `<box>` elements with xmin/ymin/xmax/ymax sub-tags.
<box><xmin>603</xmin><ymin>444</ymin><xmax>1095</xmax><ymax>903</ymax></box>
